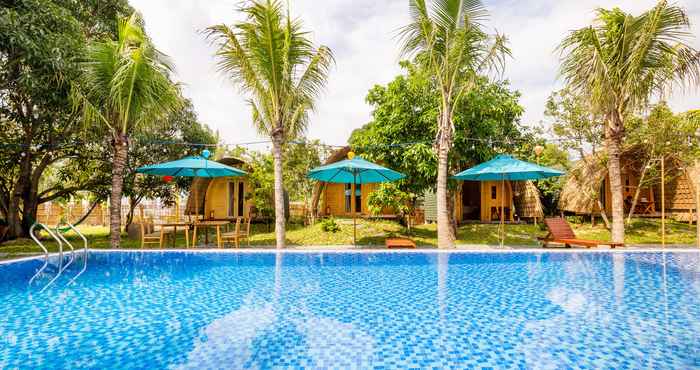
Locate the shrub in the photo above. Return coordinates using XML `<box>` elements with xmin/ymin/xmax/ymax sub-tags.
<box><xmin>320</xmin><ymin>217</ymin><xmax>340</xmax><ymax>233</ymax></box>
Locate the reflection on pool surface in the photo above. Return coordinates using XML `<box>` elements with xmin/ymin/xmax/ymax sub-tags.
<box><xmin>1</xmin><ymin>251</ymin><xmax>700</xmax><ymax>369</ymax></box>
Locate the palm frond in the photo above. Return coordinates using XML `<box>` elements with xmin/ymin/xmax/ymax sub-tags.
<box><xmin>558</xmin><ymin>2</ymin><xmax>700</xmax><ymax>117</ymax></box>
<box><xmin>209</xmin><ymin>0</ymin><xmax>333</xmax><ymax>140</ymax></box>
<box><xmin>72</xmin><ymin>12</ymin><xmax>182</xmax><ymax>137</ymax></box>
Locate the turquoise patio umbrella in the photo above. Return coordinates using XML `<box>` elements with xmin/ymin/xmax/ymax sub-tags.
<box><xmin>452</xmin><ymin>154</ymin><xmax>564</xmax><ymax>181</ymax></box>
<box><xmin>136</xmin><ymin>152</ymin><xmax>246</xmax><ymax>178</ymax></box>
<box><xmin>307</xmin><ymin>154</ymin><xmax>406</xmax><ymax>244</ymax></box>
<box><xmin>136</xmin><ymin>150</ymin><xmax>246</xmax><ymax>221</ymax></box>
<box><xmin>452</xmin><ymin>154</ymin><xmax>564</xmax><ymax>246</ymax></box>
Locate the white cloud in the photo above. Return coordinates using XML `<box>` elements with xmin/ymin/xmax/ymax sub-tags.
<box><xmin>130</xmin><ymin>0</ymin><xmax>700</xmax><ymax>149</ymax></box>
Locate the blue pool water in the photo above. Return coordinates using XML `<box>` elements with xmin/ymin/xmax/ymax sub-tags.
<box><xmin>1</xmin><ymin>251</ymin><xmax>700</xmax><ymax>369</ymax></box>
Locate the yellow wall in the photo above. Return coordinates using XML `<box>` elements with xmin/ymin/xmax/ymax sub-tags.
<box><xmin>203</xmin><ymin>177</ymin><xmax>252</xmax><ymax>219</ymax></box>
<box><xmin>455</xmin><ymin>181</ymin><xmax>515</xmax><ymax>223</ymax></box>
<box><xmin>321</xmin><ymin>183</ymin><xmax>393</xmax><ymax>216</ymax></box>
<box><xmin>479</xmin><ymin>181</ymin><xmax>514</xmax><ymax>222</ymax></box>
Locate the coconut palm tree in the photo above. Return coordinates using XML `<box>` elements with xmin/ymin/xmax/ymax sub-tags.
<box><xmin>398</xmin><ymin>0</ymin><xmax>510</xmax><ymax>248</ymax></box>
<box><xmin>206</xmin><ymin>0</ymin><xmax>333</xmax><ymax>249</ymax></box>
<box><xmin>558</xmin><ymin>1</ymin><xmax>700</xmax><ymax>244</ymax></box>
<box><xmin>72</xmin><ymin>13</ymin><xmax>181</xmax><ymax>248</ymax></box>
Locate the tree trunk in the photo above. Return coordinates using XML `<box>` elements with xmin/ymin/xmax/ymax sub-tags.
<box><xmin>446</xmin><ymin>187</ymin><xmax>458</xmax><ymax>237</ymax></box>
<box><xmin>596</xmin><ymin>199</ymin><xmax>611</xmax><ymax>229</ymax></box>
<box><xmin>695</xmin><ymin>159</ymin><xmax>699</xmax><ymax>249</ymax></box>
<box><xmin>271</xmin><ymin>136</ymin><xmax>286</xmax><ymax>249</ymax></box>
<box><xmin>436</xmin><ymin>111</ymin><xmax>455</xmax><ymax>248</ymax></box>
<box><xmin>606</xmin><ymin>114</ymin><xmax>625</xmax><ymax>244</ymax></box>
<box><xmin>626</xmin><ymin>160</ymin><xmax>650</xmax><ymax>225</ymax></box>
<box><xmin>21</xmin><ymin>176</ymin><xmax>41</xmax><ymax>236</ymax></box>
<box><xmin>109</xmin><ymin>134</ymin><xmax>129</xmax><ymax>248</ymax></box>
<box><xmin>124</xmin><ymin>196</ymin><xmax>142</xmax><ymax>231</ymax></box>
<box><xmin>7</xmin><ymin>153</ymin><xmax>32</xmax><ymax>238</ymax></box>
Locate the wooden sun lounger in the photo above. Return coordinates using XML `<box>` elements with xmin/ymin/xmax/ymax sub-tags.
<box><xmin>539</xmin><ymin>217</ymin><xmax>624</xmax><ymax>249</ymax></box>
<box><xmin>386</xmin><ymin>238</ymin><xmax>416</xmax><ymax>249</ymax></box>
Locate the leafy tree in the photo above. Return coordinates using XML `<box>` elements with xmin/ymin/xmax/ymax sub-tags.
<box><xmin>245</xmin><ymin>151</ymin><xmax>275</xmax><ymax>218</ymax></box>
<box><xmin>544</xmin><ymin>88</ymin><xmax>604</xmax><ymax>158</ymax></box>
<box><xmin>0</xmin><ymin>0</ymin><xmax>131</xmax><ymax>238</ymax></box>
<box><xmin>366</xmin><ymin>183</ymin><xmax>413</xmax><ymax>226</ymax></box>
<box><xmin>350</xmin><ymin>62</ymin><xmax>525</xmax><ymax>220</ymax></box>
<box><xmin>206</xmin><ymin>0</ymin><xmax>334</xmax><ymax>249</ymax></box>
<box><xmin>283</xmin><ymin>139</ymin><xmax>331</xmax><ymax>206</ymax></box>
<box><xmin>624</xmin><ymin>103</ymin><xmax>699</xmax><ymax>223</ymax></box>
<box><xmin>557</xmin><ymin>1</ymin><xmax>700</xmax><ymax>243</ymax></box>
<box><xmin>398</xmin><ymin>0</ymin><xmax>510</xmax><ymax>248</ymax></box>
<box><xmin>72</xmin><ymin>13</ymin><xmax>182</xmax><ymax>247</ymax></box>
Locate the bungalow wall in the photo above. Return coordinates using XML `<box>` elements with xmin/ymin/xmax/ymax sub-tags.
<box><xmin>320</xmin><ymin>183</ymin><xmax>394</xmax><ymax>216</ymax></box>
<box><xmin>455</xmin><ymin>181</ymin><xmax>515</xmax><ymax>223</ymax></box>
<box><xmin>599</xmin><ymin>169</ymin><xmax>656</xmax><ymax>215</ymax></box>
<box><xmin>424</xmin><ymin>181</ymin><xmax>522</xmax><ymax>223</ymax></box>
<box><xmin>202</xmin><ymin>177</ymin><xmax>253</xmax><ymax>219</ymax></box>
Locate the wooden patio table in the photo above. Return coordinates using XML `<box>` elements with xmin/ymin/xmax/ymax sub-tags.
<box><xmin>159</xmin><ymin>222</ymin><xmax>192</xmax><ymax>248</ymax></box>
<box><xmin>192</xmin><ymin>220</ymin><xmax>231</xmax><ymax>248</ymax></box>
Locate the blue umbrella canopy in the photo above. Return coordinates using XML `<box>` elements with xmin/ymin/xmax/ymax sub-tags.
<box><xmin>136</xmin><ymin>155</ymin><xmax>246</xmax><ymax>178</ymax></box>
<box><xmin>452</xmin><ymin>154</ymin><xmax>564</xmax><ymax>181</ymax></box>
<box><xmin>307</xmin><ymin>156</ymin><xmax>405</xmax><ymax>184</ymax></box>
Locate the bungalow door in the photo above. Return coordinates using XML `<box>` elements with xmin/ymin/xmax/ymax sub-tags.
<box><xmin>344</xmin><ymin>183</ymin><xmax>361</xmax><ymax>214</ymax></box>
<box><xmin>228</xmin><ymin>180</ymin><xmax>246</xmax><ymax>218</ymax></box>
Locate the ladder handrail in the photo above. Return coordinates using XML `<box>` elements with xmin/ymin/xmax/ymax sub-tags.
<box><xmin>54</xmin><ymin>226</ymin><xmax>76</xmax><ymax>273</ymax></box>
<box><xmin>62</xmin><ymin>223</ymin><xmax>88</xmax><ymax>285</ymax></box>
<box><xmin>28</xmin><ymin>222</ymin><xmax>63</xmax><ymax>288</ymax></box>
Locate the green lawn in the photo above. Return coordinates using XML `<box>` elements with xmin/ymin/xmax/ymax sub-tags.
<box><xmin>1</xmin><ymin>217</ymin><xmax>696</xmax><ymax>261</ymax></box>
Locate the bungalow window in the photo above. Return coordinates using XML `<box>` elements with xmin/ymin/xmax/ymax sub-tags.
<box><xmin>491</xmin><ymin>186</ymin><xmax>497</xmax><ymax>200</ymax></box>
<box><xmin>344</xmin><ymin>184</ymin><xmax>361</xmax><ymax>213</ymax></box>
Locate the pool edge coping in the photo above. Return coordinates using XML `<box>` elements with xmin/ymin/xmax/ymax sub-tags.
<box><xmin>3</xmin><ymin>246</ymin><xmax>700</xmax><ymax>265</ymax></box>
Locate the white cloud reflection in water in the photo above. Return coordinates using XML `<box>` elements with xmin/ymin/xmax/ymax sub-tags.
<box><xmin>174</xmin><ymin>296</ymin><xmax>275</xmax><ymax>370</ymax></box>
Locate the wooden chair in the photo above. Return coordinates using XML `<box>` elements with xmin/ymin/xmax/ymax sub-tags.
<box><xmin>539</xmin><ymin>217</ymin><xmax>624</xmax><ymax>248</ymax></box>
<box><xmin>139</xmin><ymin>221</ymin><xmax>168</xmax><ymax>248</ymax></box>
<box><xmin>221</xmin><ymin>217</ymin><xmax>251</xmax><ymax>248</ymax></box>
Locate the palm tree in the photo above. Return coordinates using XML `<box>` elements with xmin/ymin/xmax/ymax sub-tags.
<box><xmin>206</xmin><ymin>0</ymin><xmax>333</xmax><ymax>249</ymax></box>
<box><xmin>558</xmin><ymin>1</ymin><xmax>700</xmax><ymax>244</ymax></box>
<box><xmin>72</xmin><ymin>13</ymin><xmax>181</xmax><ymax>248</ymax></box>
<box><xmin>398</xmin><ymin>0</ymin><xmax>510</xmax><ymax>248</ymax></box>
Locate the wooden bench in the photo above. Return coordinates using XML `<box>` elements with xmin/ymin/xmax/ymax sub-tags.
<box><xmin>385</xmin><ymin>238</ymin><xmax>416</xmax><ymax>249</ymax></box>
<box><xmin>539</xmin><ymin>217</ymin><xmax>624</xmax><ymax>248</ymax></box>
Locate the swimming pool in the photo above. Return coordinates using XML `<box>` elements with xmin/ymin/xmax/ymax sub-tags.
<box><xmin>1</xmin><ymin>250</ymin><xmax>699</xmax><ymax>369</ymax></box>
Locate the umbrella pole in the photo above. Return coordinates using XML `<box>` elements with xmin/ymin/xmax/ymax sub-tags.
<box><xmin>353</xmin><ymin>172</ymin><xmax>357</xmax><ymax>246</ymax></box>
<box><xmin>501</xmin><ymin>178</ymin><xmax>505</xmax><ymax>248</ymax></box>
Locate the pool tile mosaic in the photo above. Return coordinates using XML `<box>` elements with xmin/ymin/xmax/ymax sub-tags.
<box><xmin>1</xmin><ymin>251</ymin><xmax>699</xmax><ymax>369</ymax></box>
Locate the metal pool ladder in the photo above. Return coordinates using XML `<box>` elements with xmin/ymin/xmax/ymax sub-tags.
<box><xmin>59</xmin><ymin>223</ymin><xmax>89</xmax><ymax>285</ymax></box>
<box><xmin>28</xmin><ymin>222</ymin><xmax>89</xmax><ymax>291</ymax></box>
<box><xmin>28</xmin><ymin>222</ymin><xmax>64</xmax><ymax>291</ymax></box>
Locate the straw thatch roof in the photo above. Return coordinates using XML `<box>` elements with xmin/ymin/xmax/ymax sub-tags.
<box><xmin>558</xmin><ymin>156</ymin><xmax>608</xmax><ymax>214</ymax></box>
<box><xmin>185</xmin><ymin>157</ymin><xmax>248</xmax><ymax>215</ymax></box>
<box><xmin>512</xmin><ymin>181</ymin><xmax>545</xmax><ymax>219</ymax></box>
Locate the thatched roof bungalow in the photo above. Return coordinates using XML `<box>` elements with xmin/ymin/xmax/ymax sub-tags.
<box><xmin>422</xmin><ymin>179</ymin><xmax>544</xmax><ymax>223</ymax></box>
<box><xmin>559</xmin><ymin>148</ymin><xmax>698</xmax><ymax>219</ymax></box>
<box><xmin>312</xmin><ymin>147</ymin><xmax>545</xmax><ymax>223</ymax></box>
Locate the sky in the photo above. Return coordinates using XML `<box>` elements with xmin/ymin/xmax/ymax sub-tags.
<box><xmin>130</xmin><ymin>0</ymin><xmax>700</xmax><ymax>151</ymax></box>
